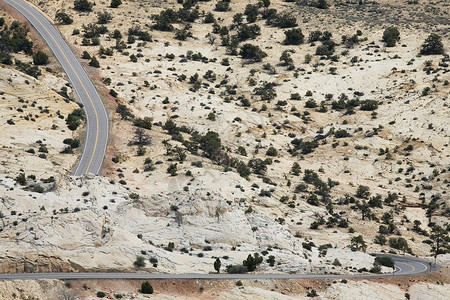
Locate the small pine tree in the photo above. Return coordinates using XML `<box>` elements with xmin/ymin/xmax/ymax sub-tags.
<box><xmin>382</xmin><ymin>26</ymin><xmax>400</xmax><ymax>47</ymax></box>
<box><xmin>214</xmin><ymin>258</ymin><xmax>221</xmax><ymax>273</ymax></box>
<box><xmin>74</xmin><ymin>0</ymin><xmax>93</xmax><ymax>12</ymax></box>
<box><xmin>55</xmin><ymin>12</ymin><xmax>73</xmax><ymax>24</ymax></box>
<box><xmin>33</xmin><ymin>51</ymin><xmax>49</xmax><ymax>65</ymax></box>
<box><xmin>134</xmin><ymin>256</ymin><xmax>146</xmax><ymax>268</ymax></box>
<box><xmin>89</xmin><ymin>56</ymin><xmax>100</xmax><ymax>68</ymax></box>
<box><xmin>141</xmin><ymin>281</ymin><xmax>153</xmax><ymax>294</ymax></box>
<box><xmin>110</xmin><ymin>0</ymin><xmax>122</xmax><ymax>8</ymax></box>
<box><xmin>317</xmin><ymin>0</ymin><xmax>329</xmax><ymax>9</ymax></box>
<box><xmin>420</xmin><ymin>34</ymin><xmax>444</xmax><ymax>55</ymax></box>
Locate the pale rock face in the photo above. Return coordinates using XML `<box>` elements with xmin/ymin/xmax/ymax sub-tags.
<box><xmin>0</xmin><ymin>173</ymin><xmax>379</xmax><ymax>274</ymax></box>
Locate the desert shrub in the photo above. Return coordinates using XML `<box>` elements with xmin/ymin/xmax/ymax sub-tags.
<box><xmin>0</xmin><ymin>21</ymin><xmax>33</xmax><ymax>55</ymax></box>
<box><xmin>356</xmin><ymin>185</ymin><xmax>370</xmax><ymax>199</ymax></box>
<box><xmin>226</xmin><ymin>264</ymin><xmax>247</xmax><ymax>274</ymax></box>
<box><xmin>280</xmin><ymin>50</ymin><xmax>293</xmax><ymax>66</ymax></box>
<box><xmin>83</xmin><ymin>23</ymin><xmax>108</xmax><ymax>38</ymax></box>
<box><xmin>215</xmin><ymin>1</ymin><xmax>231</xmax><ymax>12</ymax></box>
<box><xmin>55</xmin><ymin>12</ymin><xmax>73</xmax><ymax>24</ymax></box>
<box><xmin>63</xmin><ymin>138</ymin><xmax>80</xmax><ymax>148</ymax></box>
<box><xmin>151</xmin><ymin>9</ymin><xmax>177</xmax><ymax>31</ymax></box>
<box><xmin>237</xmin><ymin>24</ymin><xmax>261</xmax><ymax>41</ymax></box>
<box><xmin>360</xmin><ymin>99</ymin><xmax>378</xmax><ymax>111</ymax></box>
<box><xmin>134</xmin><ymin>256</ymin><xmax>146</xmax><ymax>268</ymax></box>
<box><xmin>290</xmin><ymin>139</ymin><xmax>318</xmax><ymax>155</ymax></box>
<box><xmin>141</xmin><ymin>281</ymin><xmax>153</xmax><ymax>294</ymax></box>
<box><xmin>332</xmin><ymin>258</ymin><xmax>341</xmax><ymax>266</ymax></box>
<box><xmin>96</xmin><ymin>291</ymin><xmax>105</xmax><ymax>298</ymax></box>
<box><xmin>0</xmin><ymin>52</ymin><xmax>13</xmax><ymax>65</ymax></box>
<box><xmin>243</xmin><ymin>253</ymin><xmax>263</xmax><ymax>271</ymax></box>
<box><xmin>240</xmin><ymin>44</ymin><xmax>267</xmax><ymax>62</ymax></box>
<box><xmin>266</xmin><ymin>11</ymin><xmax>297</xmax><ymax>28</ymax></box>
<box><xmin>15</xmin><ymin>60</ymin><xmax>41</xmax><ymax>78</ymax></box>
<box><xmin>32</xmin><ymin>51</ymin><xmax>49</xmax><ymax>65</ymax></box>
<box><xmin>382</xmin><ymin>26</ymin><xmax>400</xmax><ymax>47</ymax></box>
<box><xmin>133</xmin><ymin>117</ymin><xmax>152</xmax><ymax>130</ymax></box>
<box><xmin>116</xmin><ymin>104</ymin><xmax>133</xmax><ymax>120</ymax></box>
<box><xmin>253</xmin><ymin>81</ymin><xmax>276</xmax><ymax>100</ymax></box>
<box><xmin>175</xmin><ymin>28</ymin><xmax>192</xmax><ymax>41</ymax></box>
<box><xmin>66</xmin><ymin>108</ymin><xmax>85</xmax><ymax>130</ymax></box>
<box><xmin>248</xmin><ymin>158</ymin><xmax>267</xmax><ymax>175</ymax></box>
<box><xmin>236</xmin><ymin>161</ymin><xmax>251</xmax><ymax>178</ymax></box>
<box><xmin>97</xmin><ymin>11</ymin><xmax>113</xmax><ymax>24</ymax></box>
<box><xmin>334</xmin><ymin>129</ymin><xmax>351</xmax><ymax>138</ymax></box>
<box><xmin>375</xmin><ymin>256</ymin><xmax>395</xmax><ymax>268</ymax></box>
<box><xmin>284</xmin><ymin>28</ymin><xmax>304</xmax><ymax>45</ymax></box>
<box><xmin>204</xmin><ymin>12</ymin><xmax>215</xmax><ymax>23</ymax></box>
<box><xmin>15</xmin><ymin>173</ymin><xmax>27</xmax><ymax>185</ymax></box>
<box><xmin>315</xmin><ymin>40</ymin><xmax>336</xmax><ymax>56</ymax></box>
<box><xmin>74</xmin><ymin>0</ymin><xmax>93</xmax><ymax>12</ymax></box>
<box><xmin>420</xmin><ymin>34</ymin><xmax>444</xmax><ymax>55</ymax></box>
<box><xmin>389</xmin><ymin>237</ymin><xmax>411</xmax><ymax>253</ymax></box>
<box><xmin>89</xmin><ymin>56</ymin><xmax>100</xmax><ymax>68</ymax></box>
<box><xmin>244</xmin><ymin>4</ymin><xmax>259</xmax><ymax>23</ymax></box>
<box><xmin>316</xmin><ymin>0</ymin><xmax>329</xmax><ymax>9</ymax></box>
<box><xmin>82</xmin><ymin>51</ymin><xmax>91</xmax><ymax>59</ymax></box>
<box><xmin>110</xmin><ymin>0</ymin><xmax>122</xmax><ymax>8</ymax></box>
<box><xmin>350</xmin><ymin>235</ymin><xmax>367</xmax><ymax>252</ymax></box>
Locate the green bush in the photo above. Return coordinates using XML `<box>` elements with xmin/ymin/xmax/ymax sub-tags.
<box><xmin>133</xmin><ymin>117</ymin><xmax>152</xmax><ymax>130</ymax></box>
<box><xmin>237</xmin><ymin>24</ymin><xmax>261</xmax><ymax>41</ymax></box>
<box><xmin>55</xmin><ymin>12</ymin><xmax>73</xmax><ymax>24</ymax></box>
<box><xmin>204</xmin><ymin>12</ymin><xmax>215</xmax><ymax>23</ymax></box>
<box><xmin>240</xmin><ymin>44</ymin><xmax>267</xmax><ymax>62</ymax></box>
<box><xmin>141</xmin><ymin>281</ymin><xmax>153</xmax><ymax>294</ymax></box>
<box><xmin>266</xmin><ymin>12</ymin><xmax>298</xmax><ymax>28</ymax></box>
<box><xmin>382</xmin><ymin>26</ymin><xmax>400</xmax><ymax>47</ymax></box>
<box><xmin>316</xmin><ymin>0</ymin><xmax>329</xmax><ymax>9</ymax></box>
<box><xmin>264</xmin><ymin>146</ymin><xmax>277</xmax><ymax>157</ymax></box>
<box><xmin>243</xmin><ymin>253</ymin><xmax>263</xmax><ymax>271</ymax></box>
<box><xmin>15</xmin><ymin>60</ymin><xmax>41</xmax><ymax>78</ymax></box>
<box><xmin>66</xmin><ymin>108</ymin><xmax>85</xmax><ymax>131</ymax></box>
<box><xmin>0</xmin><ymin>52</ymin><xmax>13</xmax><ymax>65</ymax></box>
<box><xmin>375</xmin><ymin>256</ymin><xmax>395</xmax><ymax>268</ymax></box>
<box><xmin>74</xmin><ymin>0</ymin><xmax>94</xmax><ymax>12</ymax></box>
<box><xmin>374</xmin><ymin>234</ymin><xmax>387</xmax><ymax>245</ymax></box>
<box><xmin>215</xmin><ymin>1</ymin><xmax>231</xmax><ymax>12</ymax></box>
<box><xmin>110</xmin><ymin>0</ymin><xmax>122</xmax><ymax>8</ymax></box>
<box><xmin>96</xmin><ymin>291</ymin><xmax>105</xmax><ymax>298</ymax></box>
<box><xmin>0</xmin><ymin>21</ymin><xmax>33</xmax><ymax>55</ymax></box>
<box><xmin>134</xmin><ymin>256</ymin><xmax>146</xmax><ymax>268</ymax></box>
<box><xmin>89</xmin><ymin>56</ymin><xmax>100</xmax><ymax>68</ymax></box>
<box><xmin>226</xmin><ymin>264</ymin><xmax>247</xmax><ymax>274</ymax></box>
<box><xmin>33</xmin><ymin>51</ymin><xmax>49</xmax><ymax>65</ymax></box>
<box><xmin>97</xmin><ymin>11</ymin><xmax>113</xmax><ymax>24</ymax></box>
<box><xmin>284</xmin><ymin>28</ymin><xmax>304</xmax><ymax>45</ymax></box>
<box><xmin>15</xmin><ymin>173</ymin><xmax>27</xmax><ymax>186</ymax></box>
<box><xmin>389</xmin><ymin>237</ymin><xmax>411</xmax><ymax>252</ymax></box>
<box><xmin>420</xmin><ymin>34</ymin><xmax>444</xmax><ymax>55</ymax></box>
<box><xmin>360</xmin><ymin>100</ymin><xmax>378</xmax><ymax>111</ymax></box>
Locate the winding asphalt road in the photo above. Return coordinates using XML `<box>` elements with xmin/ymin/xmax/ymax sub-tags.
<box><xmin>2</xmin><ymin>0</ymin><xmax>109</xmax><ymax>175</ymax></box>
<box><xmin>0</xmin><ymin>256</ymin><xmax>432</xmax><ymax>281</ymax></box>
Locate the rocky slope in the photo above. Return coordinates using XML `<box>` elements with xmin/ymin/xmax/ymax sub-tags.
<box><xmin>0</xmin><ymin>0</ymin><xmax>449</xmax><ymax>282</ymax></box>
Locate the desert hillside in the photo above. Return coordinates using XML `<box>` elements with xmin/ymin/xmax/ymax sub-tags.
<box><xmin>0</xmin><ymin>1</ymin><xmax>449</xmax><ymax>297</ymax></box>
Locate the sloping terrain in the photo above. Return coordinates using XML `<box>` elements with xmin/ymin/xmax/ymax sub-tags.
<box><xmin>0</xmin><ymin>0</ymin><xmax>449</xmax><ymax>287</ymax></box>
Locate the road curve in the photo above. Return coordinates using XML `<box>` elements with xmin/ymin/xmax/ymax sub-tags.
<box><xmin>0</xmin><ymin>256</ymin><xmax>432</xmax><ymax>281</ymax></box>
<box><xmin>2</xmin><ymin>0</ymin><xmax>109</xmax><ymax>176</ymax></box>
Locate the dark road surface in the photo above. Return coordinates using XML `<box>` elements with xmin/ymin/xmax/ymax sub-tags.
<box><xmin>3</xmin><ymin>0</ymin><xmax>109</xmax><ymax>175</ymax></box>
